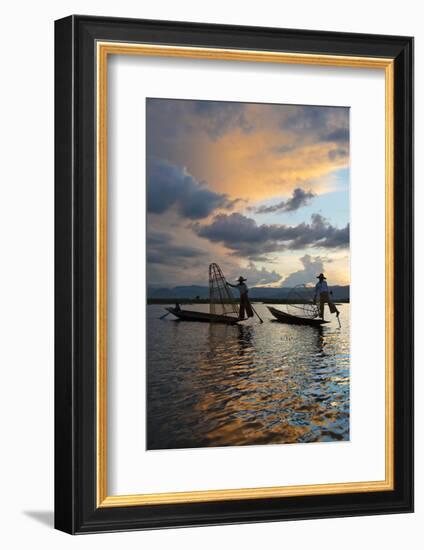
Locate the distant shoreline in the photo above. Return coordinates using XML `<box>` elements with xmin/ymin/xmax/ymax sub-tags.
<box><xmin>147</xmin><ymin>298</ymin><xmax>350</xmax><ymax>305</ymax></box>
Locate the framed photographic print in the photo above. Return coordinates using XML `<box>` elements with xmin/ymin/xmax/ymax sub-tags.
<box><xmin>54</xmin><ymin>15</ymin><xmax>413</xmax><ymax>533</ymax></box>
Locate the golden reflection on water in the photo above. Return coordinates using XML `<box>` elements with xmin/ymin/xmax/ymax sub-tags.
<box><xmin>147</xmin><ymin>303</ymin><xmax>350</xmax><ymax>450</ymax></box>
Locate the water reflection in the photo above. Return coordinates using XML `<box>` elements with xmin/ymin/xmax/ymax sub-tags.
<box><xmin>147</xmin><ymin>303</ymin><xmax>349</xmax><ymax>450</ymax></box>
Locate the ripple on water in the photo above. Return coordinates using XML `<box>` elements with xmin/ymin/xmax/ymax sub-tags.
<box><xmin>147</xmin><ymin>303</ymin><xmax>350</xmax><ymax>449</ymax></box>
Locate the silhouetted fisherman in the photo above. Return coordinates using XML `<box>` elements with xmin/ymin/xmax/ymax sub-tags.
<box><xmin>313</xmin><ymin>273</ymin><xmax>340</xmax><ymax>320</ymax></box>
<box><xmin>226</xmin><ymin>276</ymin><xmax>254</xmax><ymax>320</ymax></box>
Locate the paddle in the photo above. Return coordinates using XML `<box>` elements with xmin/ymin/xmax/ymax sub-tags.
<box><xmin>250</xmin><ymin>303</ymin><xmax>264</xmax><ymax>324</ymax></box>
<box><xmin>330</xmin><ymin>291</ymin><xmax>342</xmax><ymax>328</ymax></box>
<box><xmin>159</xmin><ymin>311</ymin><xmax>170</xmax><ymax>320</ymax></box>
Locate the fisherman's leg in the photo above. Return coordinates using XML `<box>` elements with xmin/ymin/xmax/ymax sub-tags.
<box><xmin>319</xmin><ymin>299</ymin><xmax>325</xmax><ymax>319</ymax></box>
<box><xmin>239</xmin><ymin>297</ymin><xmax>246</xmax><ymax>319</ymax></box>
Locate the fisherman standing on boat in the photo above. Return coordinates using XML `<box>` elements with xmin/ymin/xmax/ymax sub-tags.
<box><xmin>226</xmin><ymin>276</ymin><xmax>254</xmax><ymax>320</ymax></box>
<box><xmin>314</xmin><ymin>273</ymin><xmax>340</xmax><ymax>320</ymax></box>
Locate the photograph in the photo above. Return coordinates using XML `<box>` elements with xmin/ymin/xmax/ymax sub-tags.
<box><xmin>146</xmin><ymin>98</ymin><xmax>351</xmax><ymax>450</ymax></box>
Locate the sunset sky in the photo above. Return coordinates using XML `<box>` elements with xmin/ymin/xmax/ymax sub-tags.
<box><xmin>146</xmin><ymin>98</ymin><xmax>350</xmax><ymax>288</ymax></box>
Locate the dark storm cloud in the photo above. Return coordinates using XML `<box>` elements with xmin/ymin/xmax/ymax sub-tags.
<box><xmin>146</xmin><ymin>98</ymin><xmax>253</xmax><ymax>146</ymax></box>
<box><xmin>194</xmin><ymin>212</ymin><xmax>349</xmax><ymax>256</ymax></box>
<box><xmin>147</xmin><ymin>232</ymin><xmax>206</xmax><ymax>266</ymax></box>
<box><xmin>147</xmin><ymin>159</ymin><xmax>237</xmax><ymax>219</ymax></box>
<box><xmin>192</xmin><ymin>100</ymin><xmax>254</xmax><ymax>139</ymax></box>
<box><xmin>287</xmin><ymin>214</ymin><xmax>349</xmax><ymax>250</ymax></box>
<box><xmin>254</xmin><ymin>188</ymin><xmax>315</xmax><ymax>214</ymax></box>
<box><xmin>322</xmin><ymin>127</ymin><xmax>349</xmax><ymax>144</ymax></box>
<box><xmin>281</xmin><ymin>105</ymin><xmax>349</xmax><ymax>148</ymax></box>
<box><xmin>147</xmin><ymin>232</ymin><xmax>171</xmax><ymax>246</ymax></box>
<box><xmin>314</xmin><ymin>224</ymin><xmax>350</xmax><ymax>248</ymax></box>
<box><xmin>283</xmin><ymin>106</ymin><xmax>330</xmax><ymax>132</ymax></box>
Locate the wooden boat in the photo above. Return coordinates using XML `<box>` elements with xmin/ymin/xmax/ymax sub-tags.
<box><xmin>267</xmin><ymin>306</ymin><xmax>329</xmax><ymax>327</ymax></box>
<box><xmin>166</xmin><ymin>307</ymin><xmax>240</xmax><ymax>325</ymax></box>
<box><xmin>164</xmin><ymin>263</ymin><xmax>242</xmax><ymax>325</ymax></box>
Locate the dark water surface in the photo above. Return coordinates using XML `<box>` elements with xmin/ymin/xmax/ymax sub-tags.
<box><xmin>147</xmin><ymin>303</ymin><xmax>350</xmax><ymax>450</ymax></box>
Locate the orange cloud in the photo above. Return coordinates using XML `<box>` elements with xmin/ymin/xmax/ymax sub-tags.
<box><xmin>148</xmin><ymin>99</ymin><xmax>349</xmax><ymax>204</ymax></box>
<box><xmin>169</xmin><ymin>127</ymin><xmax>348</xmax><ymax>203</ymax></box>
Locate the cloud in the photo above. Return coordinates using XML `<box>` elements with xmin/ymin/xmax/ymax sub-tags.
<box><xmin>147</xmin><ymin>159</ymin><xmax>237</xmax><ymax>219</ymax></box>
<box><xmin>289</xmin><ymin>213</ymin><xmax>350</xmax><ymax>250</ymax></box>
<box><xmin>229</xmin><ymin>261</ymin><xmax>282</xmax><ymax>286</ymax></box>
<box><xmin>322</xmin><ymin>127</ymin><xmax>349</xmax><ymax>144</ymax></box>
<box><xmin>194</xmin><ymin>212</ymin><xmax>349</xmax><ymax>256</ymax></box>
<box><xmin>191</xmin><ymin>101</ymin><xmax>254</xmax><ymax>139</ymax></box>
<box><xmin>328</xmin><ymin>148</ymin><xmax>348</xmax><ymax>161</ymax></box>
<box><xmin>281</xmin><ymin>254</ymin><xmax>332</xmax><ymax>287</ymax></box>
<box><xmin>283</xmin><ymin>106</ymin><xmax>349</xmax><ymax>143</ymax></box>
<box><xmin>147</xmin><ymin>98</ymin><xmax>253</xmax><ymax>143</ymax></box>
<box><xmin>147</xmin><ymin>232</ymin><xmax>206</xmax><ymax>265</ymax></box>
<box><xmin>146</xmin><ymin>99</ymin><xmax>350</xmax><ymax>203</ymax></box>
<box><xmin>254</xmin><ymin>187</ymin><xmax>315</xmax><ymax>214</ymax></box>
<box><xmin>145</xmin><ymin>100</ymin><xmax>350</xmax><ymax>288</ymax></box>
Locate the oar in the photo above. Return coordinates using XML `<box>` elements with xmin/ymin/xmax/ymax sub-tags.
<box><xmin>159</xmin><ymin>311</ymin><xmax>171</xmax><ymax>320</ymax></box>
<box><xmin>250</xmin><ymin>303</ymin><xmax>263</xmax><ymax>324</ymax></box>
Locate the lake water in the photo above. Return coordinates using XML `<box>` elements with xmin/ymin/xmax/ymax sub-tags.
<box><xmin>147</xmin><ymin>303</ymin><xmax>350</xmax><ymax>450</ymax></box>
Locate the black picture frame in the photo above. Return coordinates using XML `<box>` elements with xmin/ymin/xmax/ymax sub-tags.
<box><xmin>55</xmin><ymin>15</ymin><xmax>413</xmax><ymax>534</ymax></box>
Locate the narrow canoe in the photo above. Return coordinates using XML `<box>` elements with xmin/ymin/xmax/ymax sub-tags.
<box><xmin>267</xmin><ymin>306</ymin><xmax>329</xmax><ymax>327</ymax></box>
<box><xmin>166</xmin><ymin>307</ymin><xmax>240</xmax><ymax>325</ymax></box>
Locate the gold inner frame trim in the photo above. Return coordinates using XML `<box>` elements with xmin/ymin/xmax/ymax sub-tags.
<box><xmin>96</xmin><ymin>41</ymin><xmax>395</xmax><ymax>508</ymax></box>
